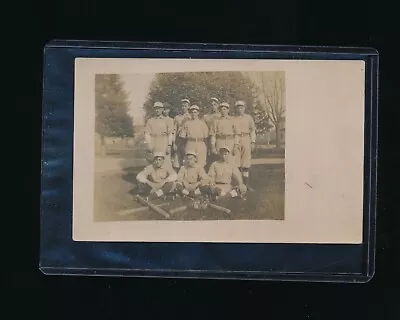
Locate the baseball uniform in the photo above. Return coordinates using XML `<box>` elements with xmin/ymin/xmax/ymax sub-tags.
<box><xmin>179</xmin><ymin>118</ymin><xmax>209</xmax><ymax>168</ymax></box>
<box><xmin>207</xmin><ymin>158</ymin><xmax>246</xmax><ymax>196</ymax></box>
<box><xmin>234</xmin><ymin>113</ymin><xmax>256</xmax><ymax>168</ymax></box>
<box><xmin>173</xmin><ymin>113</ymin><xmax>191</xmax><ymax>167</ymax></box>
<box><xmin>209</xmin><ymin>115</ymin><xmax>240</xmax><ymax>165</ymax></box>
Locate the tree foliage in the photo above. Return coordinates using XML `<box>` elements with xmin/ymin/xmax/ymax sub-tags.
<box><xmin>253</xmin><ymin>104</ymin><xmax>274</xmax><ymax>134</ymax></box>
<box><xmin>95</xmin><ymin>74</ymin><xmax>133</xmax><ymax>138</ymax></box>
<box><xmin>143</xmin><ymin>72</ymin><xmax>261</xmax><ymax>120</ymax></box>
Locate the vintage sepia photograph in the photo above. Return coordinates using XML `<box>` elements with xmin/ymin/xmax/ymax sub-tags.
<box><xmin>94</xmin><ymin>71</ymin><xmax>286</xmax><ymax>222</ymax></box>
<box><xmin>73</xmin><ymin>58</ymin><xmax>365</xmax><ymax>243</ymax></box>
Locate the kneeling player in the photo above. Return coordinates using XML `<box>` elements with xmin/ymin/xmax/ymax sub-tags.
<box><xmin>135</xmin><ymin>152</ymin><xmax>178</xmax><ymax>199</ymax></box>
<box><xmin>207</xmin><ymin>146</ymin><xmax>247</xmax><ymax>199</ymax></box>
<box><xmin>175</xmin><ymin>151</ymin><xmax>210</xmax><ymax>198</ymax></box>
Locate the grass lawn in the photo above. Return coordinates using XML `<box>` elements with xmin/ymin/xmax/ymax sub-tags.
<box><xmin>94</xmin><ymin>163</ymin><xmax>284</xmax><ymax>222</ymax></box>
<box><xmin>98</xmin><ymin>144</ymin><xmax>285</xmax><ymax>160</ymax></box>
<box><xmin>253</xmin><ymin>145</ymin><xmax>285</xmax><ymax>159</ymax></box>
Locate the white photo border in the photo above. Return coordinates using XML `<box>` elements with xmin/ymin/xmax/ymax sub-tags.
<box><xmin>73</xmin><ymin>57</ymin><xmax>365</xmax><ymax>244</ymax></box>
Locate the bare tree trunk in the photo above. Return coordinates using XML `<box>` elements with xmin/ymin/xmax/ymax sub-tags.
<box><xmin>100</xmin><ymin>135</ymin><xmax>106</xmax><ymax>156</ymax></box>
<box><xmin>275</xmin><ymin>122</ymin><xmax>281</xmax><ymax>149</ymax></box>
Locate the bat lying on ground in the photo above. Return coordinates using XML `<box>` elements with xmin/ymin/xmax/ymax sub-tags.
<box><xmin>206</xmin><ymin>202</ymin><xmax>231</xmax><ymax>214</ymax></box>
<box><xmin>135</xmin><ymin>195</ymin><xmax>171</xmax><ymax>219</ymax></box>
<box><xmin>117</xmin><ymin>202</ymin><xmax>168</xmax><ymax>216</ymax></box>
<box><xmin>182</xmin><ymin>195</ymin><xmax>231</xmax><ymax>214</ymax></box>
<box><xmin>168</xmin><ymin>205</ymin><xmax>187</xmax><ymax>214</ymax></box>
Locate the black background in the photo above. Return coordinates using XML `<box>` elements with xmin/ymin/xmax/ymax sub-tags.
<box><xmin>6</xmin><ymin>0</ymin><xmax>398</xmax><ymax>319</ymax></box>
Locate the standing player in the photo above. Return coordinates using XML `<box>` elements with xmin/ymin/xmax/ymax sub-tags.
<box><xmin>162</xmin><ymin>103</ymin><xmax>174</xmax><ymax>131</ymax></box>
<box><xmin>209</xmin><ymin>102</ymin><xmax>240</xmax><ymax>165</ymax></box>
<box><xmin>179</xmin><ymin>105</ymin><xmax>209</xmax><ymax>168</ymax></box>
<box><xmin>143</xmin><ymin>101</ymin><xmax>174</xmax><ymax>165</ymax></box>
<box><xmin>234</xmin><ymin>100</ymin><xmax>256</xmax><ymax>190</ymax></box>
<box><xmin>202</xmin><ymin>97</ymin><xmax>221</xmax><ymax>168</ymax></box>
<box><xmin>202</xmin><ymin>97</ymin><xmax>221</xmax><ymax>128</ymax></box>
<box><xmin>173</xmin><ymin>98</ymin><xmax>191</xmax><ymax>170</ymax></box>
<box><xmin>162</xmin><ymin>103</ymin><xmax>176</xmax><ymax>161</ymax></box>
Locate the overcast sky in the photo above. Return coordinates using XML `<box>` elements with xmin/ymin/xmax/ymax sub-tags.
<box><xmin>120</xmin><ymin>73</ymin><xmax>155</xmax><ymax>125</ymax></box>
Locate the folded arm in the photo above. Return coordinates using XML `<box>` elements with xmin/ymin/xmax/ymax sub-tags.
<box><xmin>165</xmin><ymin>167</ymin><xmax>178</xmax><ymax>182</ymax></box>
<box><xmin>136</xmin><ymin>167</ymin><xmax>151</xmax><ymax>185</ymax></box>
<box><xmin>143</xmin><ymin>121</ymin><xmax>153</xmax><ymax>149</ymax></box>
<box><xmin>233</xmin><ymin>166</ymin><xmax>244</xmax><ymax>186</ymax></box>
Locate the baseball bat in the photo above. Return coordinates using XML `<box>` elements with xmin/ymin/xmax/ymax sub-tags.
<box><xmin>135</xmin><ymin>195</ymin><xmax>171</xmax><ymax>219</ymax></box>
<box><xmin>207</xmin><ymin>203</ymin><xmax>231</xmax><ymax>214</ymax></box>
<box><xmin>117</xmin><ymin>203</ymin><xmax>168</xmax><ymax>216</ymax></box>
<box><xmin>183</xmin><ymin>195</ymin><xmax>231</xmax><ymax>214</ymax></box>
<box><xmin>168</xmin><ymin>205</ymin><xmax>187</xmax><ymax>214</ymax></box>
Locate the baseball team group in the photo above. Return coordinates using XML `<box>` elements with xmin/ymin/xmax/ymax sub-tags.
<box><xmin>135</xmin><ymin>97</ymin><xmax>257</xmax><ymax>201</ymax></box>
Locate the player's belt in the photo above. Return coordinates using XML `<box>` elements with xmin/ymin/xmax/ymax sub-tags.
<box><xmin>239</xmin><ymin>132</ymin><xmax>250</xmax><ymax>136</ymax></box>
<box><xmin>216</xmin><ymin>134</ymin><xmax>234</xmax><ymax>139</ymax></box>
<box><xmin>187</xmin><ymin>137</ymin><xmax>205</xmax><ymax>142</ymax></box>
<box><xmin>215</xmin><ymin>182</ymin><xmax>229</xmax><ymax>185</ymax></box>
<box><xmin>150</xmin><ymin>132</ymin><xmax>168</xmax><ymax>137</ymax></box>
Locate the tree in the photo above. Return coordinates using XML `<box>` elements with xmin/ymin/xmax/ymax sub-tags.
<box><xmin>95</xmin><ymin>74</ymin><xmax>133</xmax><ymax>145</ymax></box>
<box><xmin>143</xmin><ymin>72</ymin><xmax>260</xmax><ymax>120</ymax></box>
<box><xmin>259</xmin><ymin>71</ymin><xmax>286</xmax><ymax>148</ymax></box>
<box><xmin>253</xmin><ymin>108</ymin><xmax>273</xmax><ymax>134</ymax></box>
